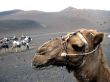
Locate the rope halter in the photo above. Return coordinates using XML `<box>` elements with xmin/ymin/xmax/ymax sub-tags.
<box><xmin>61</xmin><ymin>31</ymin><xmax>99</xmax><ymax>56</ymax></box>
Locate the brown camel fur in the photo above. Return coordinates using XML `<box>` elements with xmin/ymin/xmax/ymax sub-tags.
<box><xmin>32</xmin><ymin>29</ymin><xmax>110</xmax><ymax>82</ymax></box>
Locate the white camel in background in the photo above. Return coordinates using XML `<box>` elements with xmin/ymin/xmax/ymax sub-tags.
<box><xmin>12</xmin><ymin>36</ymin><xmax>32</xmax><ymax>52</ymax></box>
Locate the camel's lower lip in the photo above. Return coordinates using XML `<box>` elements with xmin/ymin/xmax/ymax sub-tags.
<box><xmin>32</xmin><ymin>61</ymin><xmax>49</xmax><ymax>69</ymax></box>
<box><xmin>32</xmin><ymin>64</ymin><xmax>45</xmax><ymax>70</ymax></box>
<box><xmin>32</xmin><ymin>62</ymin><xmax>42</xmax><ymax>68</ymax></box>
<box><xmin>32</xmin><ymin>63</ymin><xmax>54</xmax><ymax>70</ymax></box>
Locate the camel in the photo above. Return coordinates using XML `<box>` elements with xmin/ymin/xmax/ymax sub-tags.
<box><xmin>32</xmin><ymin>29</ymin><xmax>110</xmax><ymax>82</ymax></box>
<box><xmin>0</xmin><ymin>38</ymin><xmax>10</xmax><ymax>52</ymax></box>
<box><xmin>11</xmin><ymin>36</ymin><xmax>32</xmax><ymax>52</ymax></box>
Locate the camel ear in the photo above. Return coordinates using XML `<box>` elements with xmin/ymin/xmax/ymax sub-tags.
<box><xmin>94</xmin><ymin>32</ymin><xmax>104</xmax><ymax>47</ymax></box>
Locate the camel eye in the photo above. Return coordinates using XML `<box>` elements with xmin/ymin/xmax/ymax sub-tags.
<box><xmin>72</xmin><ymin>44</ymin><xmax>84</xmax><ymax>52</ymax></box>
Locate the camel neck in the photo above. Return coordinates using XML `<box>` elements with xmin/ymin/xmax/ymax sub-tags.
<box><xmin>72</xmin><ymin>45</ymin><xmax>110</xmax><ymax>82</ymax></box>
<box><xmin>97</xmin><ymin>63</ymin><xmax>110</xmax><ymax>82</ymax></box>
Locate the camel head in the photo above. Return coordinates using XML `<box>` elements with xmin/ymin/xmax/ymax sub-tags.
<box><xmin>32</xmin><ymin>29</ymin><xmax>104</xmax><ymax>71</ymax></box>
<box><xmin>32</xmin><ymin>38</ymin><xmax>65</xmax><ymax>68</ymax></box>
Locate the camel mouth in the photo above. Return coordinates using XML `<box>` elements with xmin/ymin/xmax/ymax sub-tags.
<box><xmin>32</xmin><ymin>64</ymin><xmax>47</xmax><ymax>69</ymax></box>
<box><xmin>32</xmin><ymin>62</ymin><xmax>54</xmax><ymax>70</ymax></box>
<box><xmin>32</xmin><ymin>58</ymin><xmax>55</xmax><ymax>70</ymax></box>
<box><xmin>32</xmin><ymin>61</ymin><xmax>46</xmax><ymax>69</ymax></box>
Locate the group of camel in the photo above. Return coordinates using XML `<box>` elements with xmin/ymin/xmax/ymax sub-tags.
<box><xmin>32</xmin><ymin>29</ymin><xmax>110</xmax><ymax>82</ymax></box>
<box><xmin>0</xmin><ymin>35</ymin><xmax>32</xmax><ymax>52</ymax></box>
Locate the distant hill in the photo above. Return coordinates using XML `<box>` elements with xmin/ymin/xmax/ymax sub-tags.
<box><xmin>0</xmin><ymin>9</ymin><xmax>23</xmax><ymax>16</ymax></box>
<box><xmin>61</xmin><ymin>6</ymin><xmax>77</xmax><ymax>12</ymax></box>
<box><xmin>0</xmin><ymin>7</ymin><xmax>110</xmax><ymax>36</ymax></box>
<box><xmin>0</xmin><ymin>19</ymin><xmax>42</xmax><ymax>29</ymax></box>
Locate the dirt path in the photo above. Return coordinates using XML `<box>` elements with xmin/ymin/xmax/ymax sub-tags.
<box><xmin>0</xmin><ymin>35</ymin><xmax>110</xmax><ymax>82</ymax></box>
<box><xmin>0</xmin><ymin>46</ymin><xmax>76</xmax><ymax>82</ymax></box>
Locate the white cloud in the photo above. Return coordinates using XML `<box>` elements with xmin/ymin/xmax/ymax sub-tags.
<box><xmin>0</xmin><ymin>0</ymin><xmax>110</xmax><ymax>12</ymax></box>
<box><xmin>71</xmin><ymin>0</ymin><xmax>110</xmax><ymax>10</ymax></box>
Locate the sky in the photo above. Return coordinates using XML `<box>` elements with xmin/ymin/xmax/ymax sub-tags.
<box><xmin>0</xmin><ymin>0</ymin><xmax>110</xmax><ymax>12</ymax></box>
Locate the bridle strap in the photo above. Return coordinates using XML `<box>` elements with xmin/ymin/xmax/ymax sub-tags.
<box><xmin>61</xmin><ymin>31</ymin><xmax>99</xmax><ymax>56</ymax></box>
<box><xmin>61</xmin><ymin>45</ymin><xmax>99</xmax><ymax>56</ymax></box>
<box><xmin>61</xmin><ymin>36</ymin><xmax>68</xmax><ymax>54</ymax></box>
<box><xmin>77</xmin><ymin>32</ymin><xmax>89</xmax><ymax>52</ymax></box>
<box><xmin>61</xmin><ymin>31</ymin><xmax>99</xmax><ymax>68</ymax></box>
